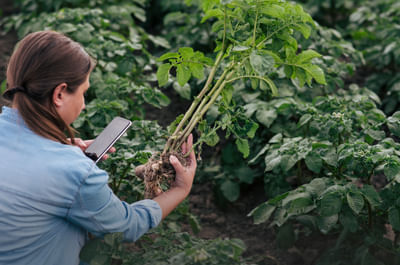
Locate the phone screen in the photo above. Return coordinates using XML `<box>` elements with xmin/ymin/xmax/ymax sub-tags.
<box><xmin>84</xmin><ymin>117</ymin><xmax>132</xmax><ymax>163</ymax></box>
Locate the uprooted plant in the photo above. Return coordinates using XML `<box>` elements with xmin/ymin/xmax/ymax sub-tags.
<box><xmin>137</xmin><ymin>0</ymin><xmax>327</xmax><ymax>198</ymax></box>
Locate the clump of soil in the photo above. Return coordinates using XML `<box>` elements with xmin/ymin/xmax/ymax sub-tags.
<box><xmin>138</xmin><ymin>151</ymin><xmax>190</xmax><ymax>198</ymax></box>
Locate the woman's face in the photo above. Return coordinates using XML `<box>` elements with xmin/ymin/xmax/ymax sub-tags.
<box><xmin>56</xmin><ymin>74</ymin><xmax>89</xmax><ymax>125</ymax></box>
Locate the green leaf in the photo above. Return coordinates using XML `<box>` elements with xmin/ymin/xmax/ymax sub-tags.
<box><xmin>220</xmin><ymin>180</ymin><xmax>240</xmax><ymax>202</ymax></box>
<box><xmin>158</xmin><ymin>52</ymin><xmax>180</xmax><ymax>61</ymax></box>
<box><xmin>317</xmin><ymin>214</ymin><xmax>338</xmax><ymax>234</ymax></box>
<box><xmin>178</xmin><ymin>47</ymin><xmax>194</xmax><ymax>59</ymax></box>
<box><xmin>319</xmin><ymin>192</ymin><xmax>342</xmax><ymax>217</ymax></box>
<box><xmin>173</xmin><ymin>82</ymin><xmax>191</xmax><ymax>100</ymax></box>
<box><xmin>347</xmin><ymin>192</ymin><xmax>364</xmax><ymax>214</ymax></box>
<box><xmin>247</xmin><ymin>122</ymin><xmax>259</xmax><ymax>138</ymax></box>
<box><xmin>265</xmin><ymin>155</ymin><xmax>281</xmax><ymax>172</ymax></box>
<box><xmin>295</xmin><ymin>50</ymin><xmax>321</xmax><ymax>64</ymax></box>
<box><xmin>295</xmin><ymin>24</ymin><xmax>311</xmax><ymax>39</ymax></box>
<box><xmin>361</xmin><ymin>185</ymin><xmax>381</xmax><ymax>208</ymax></box>
<box><xmin>384</xmin><ymin>162</ymin><xmax>400</xmax><ymax>180</ymax></box>
<box><xmin>235</xmin><ymin>138</ymin><xmax>250</xmax><ymax>158</ymax></box>
<box><xmin>201</xmin><ymin>8</ymin><xmax>224</xmax><ymax>23</ymax></box>
<box><xmin>205</xmin><ymin>130</ymin><xmax>219</xmax><ymax>147</ymax></box>
<box><xmin>304</xmin><ymin>64</ymin><xmax>326</xmax><ymax>85</ymax></box>
<box><xmin>176</xmin><ymin>64</ymin><xmax>191</xmax><ymax>86</ymax></box>
<box><xmin>298</xmin><ymin>113</ymin><xmax>312</xmax><ymax>128</ymax></box>
<box><xmin>189</xmin><ymin>63</ymin><xmax>204</xmax><ymax>79</ymax></box>
<box><xmin>389</xmin><ymin>207</ymin><xmax>400</xmax><ymax>231</ymax></box>
<box><xmin>256</xmin><ymin>109</ymin><xmax>277</xmax><ymax>127</ymax></box>
<box><xmin>156</xmin><ymin>63</ymin><xmax>172</xmax><ymax>87</ymax></box>
<box><xmin>167</xmin><ymin>114</ymin><xmax>184</xmax><ymax>134</ymax></box>
<box><xmin>248</xmin><ymin>202</ymin><xmax>276</xmax><ymax>224</ymax></box>
<box><xmin>249</xmin><ymin>50</ymin><xmax>275</xmax><ymax>76</ymax></box>
<box><xmin>280</xmin><ymin>155</ymin><xmax>298</xmax><ymax>172</ymax></box>
<box><xmin>288</xmin><ymin>197</ymin><xmax>315</xmax><ymax>215</ymax></box>
<box><xmin>305</xmin><ymin>152</ymin><xmax>322</xmax><ymax>173</ymax></box>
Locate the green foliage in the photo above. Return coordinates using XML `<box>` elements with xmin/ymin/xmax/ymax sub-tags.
<box><xmin>81</xmin><ymin>202</ymin><xmax>248</xmax><ymax>265</ymax></box>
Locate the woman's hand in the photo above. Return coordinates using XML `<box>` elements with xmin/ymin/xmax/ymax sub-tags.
<box><xmin>169</xmin><ymin>134</ymin><xmax>197</xmax><ymax>196</ymax></box>
<box><xmin>153</xmin><ymin>134</ymin><xmax>197</xmax><ymax>219</ymax></box>
<box><xmin>69</xmin><ymin>138</ymin><xmax>116</xmax><ymax>160</ymax></box>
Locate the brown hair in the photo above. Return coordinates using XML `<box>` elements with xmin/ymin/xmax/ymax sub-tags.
<box><xmin>3</xmin><ymin>31</ymin><xmax>95</xmax><ymax>144</ymax></box>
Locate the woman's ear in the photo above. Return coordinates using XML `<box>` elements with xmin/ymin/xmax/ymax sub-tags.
<box><xmin>52</xmin><ymin>83</ymin><xmax>68</xmax><ymax>107</ymax></box>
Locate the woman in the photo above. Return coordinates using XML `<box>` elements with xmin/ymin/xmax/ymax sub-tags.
<box><xmin>0</xmin><ymin>30</ymin><xmax>196</xmax><ymax>265</ymax></box>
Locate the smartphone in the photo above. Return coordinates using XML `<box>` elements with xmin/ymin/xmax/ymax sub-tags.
<box><xmin>84</xmin><ymin>117</ymin><xmax>132</xmax><ymax>163</ymax></box>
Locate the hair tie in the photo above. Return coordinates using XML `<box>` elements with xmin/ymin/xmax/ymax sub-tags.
<box><xmin>2</xmin><ymin>86</ymin><xmax>27</xmax><ymax>100</ymax></box>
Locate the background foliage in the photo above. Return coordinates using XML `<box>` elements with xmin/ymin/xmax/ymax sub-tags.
<box><xmin>2</xmin><ymin>0</ymin><xmax>400</xmax><ymax>264</ymax></box>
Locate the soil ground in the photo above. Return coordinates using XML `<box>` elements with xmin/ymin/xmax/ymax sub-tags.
<box><xmin>0</xmin><ymin>2</ymin><xmax>331</xmax><ymax>264</ymax></box>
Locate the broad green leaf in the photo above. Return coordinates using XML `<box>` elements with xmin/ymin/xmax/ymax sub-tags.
<box><xmin>295</xmin><ymin>50</ymin><xmax>321</xmax><ymax>64</ymax></box>
<box><xmin>288</xmin><ymin>197</ymin><xmax>315</xmax><ymax>214</ymax></box>
<box><xmin>176</xmin><ymin>64</ymin><xmax>191</xmax><ymax>86</ymax></box>
<box><xmin>265</xmin><ymin>155</ymin><xmax>281</xmax><ymax>172</ymax></box>
<box><xmin>280</xmin><ymin>154</ymin><xmax>298</xmax><ymax>172</ymax></box>
<box><xmin>205</xmin><ymin>130</ymin><xmax>219</xmax><ymax>147</ymax></box>
<box><xmin>247</xmin><ymin>122</ymin><xmax>259</xmax><ymax>138</ymax></box>
<box><xmin>317</xmin><ymin>214</ymin><xmax>338</xmax><ymax>234</ymax></box>
<box><xmin>201</xmin><ymin>8</ymin><xmax>224</xmax><ymax>23</ymax></box>
<box><xmin>249</xmin><ymin>50</ymin><xmax>275</xmax><ymax>76</ymax></box>
<box><xmin>319</xmin><ymin>192</ymin><xmax>342</xmax><ymax>217</ymax></box>
<box><xmin>260</xmin><ymin>4</ymin><xmax>285</xmax><ymax>19</ymax></box>
<box><xmin>305</xmin><ymin>152</ymin><xmax>322</xmax><ymax>173</ymax></box>
<box><xmin>384</xmin><ymin>162</ymin><xmax>400</xmax><ymax>180</ymax></box>
<box><xmin>107</xmin><ymin>32</ymin><xmax>127</xmax><ymax>42</ymax></box>
<box><xmin>365</xmin><ymin>129</ymin><xmax>385</xmax><ymax>141</ymax></box>
<box><xmin>305</xmin><ymin>178</ymin><xmax>327</xmax><ymax>196</ymax></box>
<box><xmin>298</xmin><ymin>113</ymin><xmax>312</xmax><ymax>127</ymax></box>
<box><xmin>389</xmin><ymin>207</ymin><xmax>400</xmax><ymax>231</ymax></box>
<box><xmin>156</xmin><ymin>63</ymin><xmax>171</xmax><ymax>87</ymax></box>
<box><xmin>248</xmin><ymin>202</ymin><xmax>276</xmax><ymax>224</ymax></box>
<box><xmin>347</xmin><ymin>192</ymin><xmax>364</xmax><ymax>214</ymax></box>
<box><xmin>294</xmin><ymin>24</ymin><xmax>311</xmax><ymax>39</ymax></box>
<box><xmin>158</xmin><ymin>52</ymin><xmax>180</xmax><ymax>61</ymax></box>
<box><xmin>220</xmin><ymin>180</ymin><xmax>240</xmax><ymax>202</ymax></box>
<box><xmin>304</xmin><ymin>64</ymin><xmax>326</xmax><ymax>85</ymax></box>
<box><xmin>173</xmin><ymin>82</ymin><xmax>191</xmax><ymax>100</ymax></box>
<box><xmin>256</xmin><ymin>109</ymin><xmax>277</xmax><ymax>127</ymax></box>
<box><xmin>361</xmin><ymin>185</ymin><xmax>381</xmax><ymax>208</ymax></box>
<box><xmin>178</xmin><ymin>47</ymin><xmax>194</xmax><ymax>59</ymax></box>
<box><xmin>189</xmin><ymin>63</ymin><xmax>204</xmax><ymax>79</ymax></box>
<box><xmin>235</xmin><ymin>138</ymin><xmax>250</xmax><ymax>158</ymax></box>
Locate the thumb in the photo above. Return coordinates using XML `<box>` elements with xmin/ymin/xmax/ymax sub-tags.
<box><xmin>169</xmin><ymin>155</ymin><xmax>184</xmax><ymax>175</ymax></box>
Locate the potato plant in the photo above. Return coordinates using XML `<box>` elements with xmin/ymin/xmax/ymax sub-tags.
<box><xmin>141</xmin><ymin>0</ymin><xmax>326</xmax><ymax>197</ymax></box>
<box><xmin>249</xmin><ymin>88</ymin><xmax>400</xmax><ymax>264</ymax></box>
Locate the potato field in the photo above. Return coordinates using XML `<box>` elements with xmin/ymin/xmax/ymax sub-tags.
<box><xmin>2</xmin><ymin>0</ymin><xmax>400</xmax><ymax>264</ymax></box>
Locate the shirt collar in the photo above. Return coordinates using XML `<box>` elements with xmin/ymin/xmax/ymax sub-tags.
<box><xmin>1</xmin><ymin>106</ymin><xmax>28</xmax><ymax>128</ymax></box>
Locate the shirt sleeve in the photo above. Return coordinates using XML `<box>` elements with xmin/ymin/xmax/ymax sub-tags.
<box><xmin>66</xmin><ymin>165</ymin><xmax>162</xmax><ymax>242</ymax></box>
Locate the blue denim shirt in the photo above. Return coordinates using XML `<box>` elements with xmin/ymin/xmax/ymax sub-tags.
<box><xmin>0</xmin><ymin>106</ymin><xmax>162</xmax><ymax>265</ymax></box>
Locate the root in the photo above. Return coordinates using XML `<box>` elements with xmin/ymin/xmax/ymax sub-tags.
<box><xmin>137</xmin><ymin>151</ymin><xmax>190</xmax><ymax>199</ymax></box>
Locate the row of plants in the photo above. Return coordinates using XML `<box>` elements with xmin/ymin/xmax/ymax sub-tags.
<box><xmin>3</xmin><ymin>0</ymin><xmax>400</xmax><ymax>264</ymax></box>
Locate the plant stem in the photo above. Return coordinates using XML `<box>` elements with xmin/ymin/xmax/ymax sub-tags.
<box><xmin>173</xmin><ymin>70</ymin><xmax>236</xmax><ymax>151</ymax></box>
<box><xmin>170</xmin><ymin>63</ymin><xmax>234</xmax><ymax>150</ymax></box>
<box><xmin>252</xmin><ymin>1</ymin><xmax>259</xmax><ymax>48</ymax></box>
<box><xmin>162</xmin><ymin>51</ymin><xmax>225</xmax><ymax>155</ymax></box>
